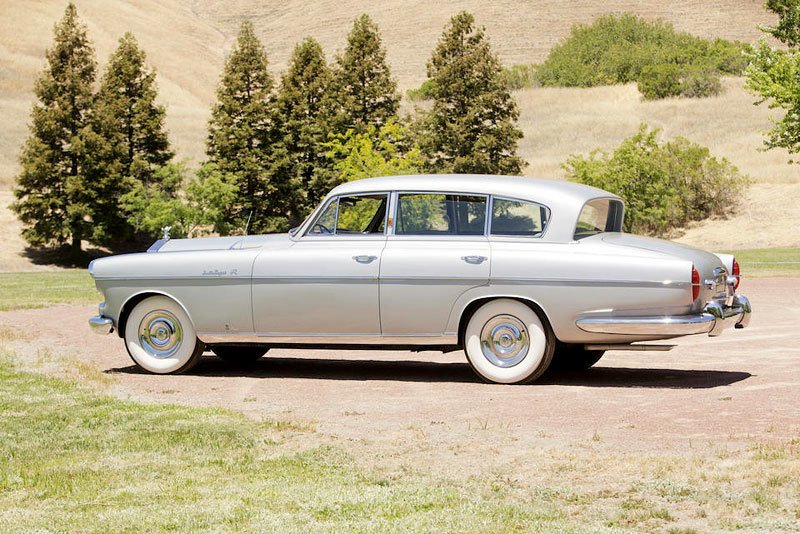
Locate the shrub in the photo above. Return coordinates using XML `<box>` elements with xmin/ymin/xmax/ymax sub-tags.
<box><xmin>406</xmin><ymin>79</ymin><xmax>436</xmax><ymax>101</ymax></box>
<box><xmin>563</xmin><ymin>124</ymin><xmax>750</xmax><ymax>236</ymax></box>
<box><xmin>500</xmin><ymin>63</ymin><xmax>539</xmax><ymax>90</ymax></box>
<box><xmin>638</xmin><ymin>64</ymin><xmax>722</xmax><ymax>99</ymax></box>
<box><xmin>536</xmin><ymin>13</ymin><xmax>750</xmax><ymax>99</ymax></box>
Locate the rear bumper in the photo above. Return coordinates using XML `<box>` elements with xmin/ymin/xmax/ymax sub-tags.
<box><xmin>576</xmin><ymin>294</ymin><xmax>751</xmax><ymax>337</ymax></box>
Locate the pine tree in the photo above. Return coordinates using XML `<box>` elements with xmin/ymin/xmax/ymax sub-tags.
<box><xmin>416</xmin><ymin>11</ymin><xmax>525</xmax><ymax>175</ymax></box>
<box><xmin>88</xmin><ymin>32</ymin><xmax>173</xmax><ymax>244</ymax></box>
<box><xmin>12</xmin><ymin>3</ymin><xmax>96</xmax><ymax>252</ymax></box>
<box><xmin>334</xmin><ymin>14</ymin><xmax>400</xmax><ymax>135</ymax></box>
<box><xmin>274</xmin><ymin>38</ymin><xmax>336</xmax><ymax>215</ymax></box>
<box><xmin>207</xmin><ymin>20</ymin><xmax>279</xmax><ymax>232</ymax></box>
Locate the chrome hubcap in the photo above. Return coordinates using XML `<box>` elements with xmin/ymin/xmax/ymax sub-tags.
<box><xmin>139</xmin><ymin>310</ymin><xmax>183</xmax><ymax>358</ymax></box>
<box><xmin>480</xmin><ymin>314</ymin><xmax>529</xmax><ymax>368</ymax></box>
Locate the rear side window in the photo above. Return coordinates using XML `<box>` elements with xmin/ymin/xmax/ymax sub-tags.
<box><xmin>574</xmin><ymin>198</ymin><xmax>624</xmax><ymax>240</ymax></box>
<box><xmin>396</xmin><ymin>193</ymin><xmax>486</xmax><ymax>235</ymax></box>
<box><xmin>490</xmin><ymin>198</ymin><xmax>549</xmax><ymax>237</ymax></box>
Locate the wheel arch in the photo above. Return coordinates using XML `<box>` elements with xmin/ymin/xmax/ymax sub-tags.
<box><xmin>117</xmin><ymin>290</ymin><xmax>195</xmax><ymax>339</ymax></box>
<box><xmin>456</xmin><ymin>295</ymin><xmax>554</xmax><ymax>347</ymax></box>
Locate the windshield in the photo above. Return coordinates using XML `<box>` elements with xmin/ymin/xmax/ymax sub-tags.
<box><xmin>574</xmin><ymin>198</ymin><xmax>624</xmax><ymax>240</ymax></box>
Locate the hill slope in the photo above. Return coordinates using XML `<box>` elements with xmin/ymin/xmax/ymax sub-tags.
<box><xmin>0</xmin><ymin>0</ymin><xmax>780</xmax><ymax>181</ymax></box>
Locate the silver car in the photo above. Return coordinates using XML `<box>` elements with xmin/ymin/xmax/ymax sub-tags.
<box><xmin>88</xmin><ymin>174</ymin><xmax>751</xmax><ymax>384</ymax></box>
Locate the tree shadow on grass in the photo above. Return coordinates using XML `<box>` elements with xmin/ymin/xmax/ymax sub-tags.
<box><xmin>22</xmin><ymin>244</ymin><xmax>111</xmax><ymax>269</ymax></box>
<box><xmin>107</xmin><ymin>355</ymin><xmax>752</xmax><ymax>389</ymax></box>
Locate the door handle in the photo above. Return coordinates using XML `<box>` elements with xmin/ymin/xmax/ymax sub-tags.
<box><xmin>353</xmin><ymin>255</ymin><xmax>378</xmax><ymax>264</ymax></box>
<box><xmin>461</xmin><ymin>255</ymin><xmax>488</xmax><ymax>264</ymax></box>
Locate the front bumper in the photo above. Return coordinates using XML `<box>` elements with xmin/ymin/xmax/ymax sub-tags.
<box><xmin>576</xmin><ymin>294</ymin><xmax>751</xmax><ymax>338</ymax></box>
<box><xmin>88</xmin><ymin>302</ymin><xmax>114</xmax><ymax>335</ymax></box>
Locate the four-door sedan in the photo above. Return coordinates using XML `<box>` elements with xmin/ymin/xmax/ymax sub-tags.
<box><xmin>88</xmin><ymin>174</ymin><xmax>751</xmax><ymax>384</ymax></box>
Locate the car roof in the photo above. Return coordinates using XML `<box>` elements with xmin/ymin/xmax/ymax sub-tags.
<box><xmin>329</xmin><ymin>174</ymin><xmax>620</xmax><ymax>207</ymax></box>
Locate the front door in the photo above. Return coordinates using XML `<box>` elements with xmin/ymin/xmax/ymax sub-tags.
<box><xmin>252</xmin><ymin>193</ymin><xmax>389</xmax><ymax>337</ymax></box>
<box><xmin>379</xmin><ymin>192</ymin><xmax>491</xmax><ymax>337</ymax></box>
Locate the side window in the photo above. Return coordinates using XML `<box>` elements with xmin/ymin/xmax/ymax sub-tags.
<box><xmin>490</xmin><ymin>198</ymin><xmax>549</xmax><ymax>237</ymax></box>
<box><xmin>396</xmin><ymin>193</ymin><xmax>486</xmax><ymax>236</ymax></box>
<box><xmin>306</xmin><ymin>194</ymin><xmax>388</xmax><ymax>236</ymax></box>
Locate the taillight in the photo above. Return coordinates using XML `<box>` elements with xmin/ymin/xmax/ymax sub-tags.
<box><xmin>691</xmin><ymin>265</ymin><xmax>700</xmax><ymax>302</ymax></box>
<box><xmin>732</xmin><ymin>257</ymin><xmax>741</xmax><ymax>290</ymax></box>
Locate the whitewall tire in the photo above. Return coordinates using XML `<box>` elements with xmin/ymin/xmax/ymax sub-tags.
<box><xmin>124</xmin><ymin>295</ymin><xmax>205</xmax><ymax>374</ymax></box>
<box><xmin>463</xmin><ymin>299</ymin><xmax>554</xmax><ymax>384</ymax></box>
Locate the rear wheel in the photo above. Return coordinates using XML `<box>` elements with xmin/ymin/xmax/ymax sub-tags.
<box><xmin>550</xmin><ymin>344</ymin><xmax>605</xmax><ymax>371</ymax></box>
<box><xmin>124</xmin><ymin>295</ymin><xmax>205</xmax><ymax>374</ymax></box>
<box><xmin>212</xmin><ymin>345</ymin><xmax>268</xmax><ymax>364</ymax></box>
<box><xmin>463</xmin><ymin>299</ymin><xmax>555</xmax><ymax>384</ymax></box>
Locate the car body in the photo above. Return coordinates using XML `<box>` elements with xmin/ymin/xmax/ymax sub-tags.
<box><xmin>88</xmin><ymin>174</ymin><xmax>751</xmax><ymax>384</ymax></box>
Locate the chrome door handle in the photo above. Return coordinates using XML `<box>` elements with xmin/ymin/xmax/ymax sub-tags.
<box><xmin>461</xmin><ymin>255</ymin><xmax>488</xmax><ymax>264</ymax></box>
<box><xmin>353</xmin><ymin>255</ymin><xmax>378</xmax><ymax>264</ymax></box>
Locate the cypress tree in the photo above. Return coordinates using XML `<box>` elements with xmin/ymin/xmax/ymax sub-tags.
<box><xmin>417</xmin><ymin>11</ymin><xmax>525</xmax><ymax>175</ymax></box>
<box><xmin>88</xmin><ymin>32</ymin><xmax>173</xmax><ymax>244</ymax></box>
<box><xmin>274</xmin><ymin>38</ymin><xmax>336</xmax><ymax>215</ymax></box>
<box><xmin>334</xmin><ymin>14</ymin><xmax>400</xmax><ymax>135</ymax></box>
<box><xmin>207</xmin><ymin>21</ymin><xmax>278</xmax><ymax>232</ymax></box>
<box><xmin>12</xmin><ymin>3</ymin><xmax>96</xmax><ymax>252</ymax></box>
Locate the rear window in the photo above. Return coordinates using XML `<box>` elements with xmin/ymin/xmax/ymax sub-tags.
<box><xmin>396</xmin><ymin>193</ymin><xmax>487</xmax><ymax>235</ymax></box>
<box><xmin>490</xmin><ymin>198</ymin><xmax>549</xmax><ymax>237</ymax></box>
<box><xmin>574</xmin><ymin>198</ymin><xmax>624</xmax><ymax>240</ymax></box>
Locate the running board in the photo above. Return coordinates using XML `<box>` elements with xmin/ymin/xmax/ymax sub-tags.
<box><xmin>584</xmin><ymin>343</ymin><xmax>676</xmax><ymax>351</ymax></box>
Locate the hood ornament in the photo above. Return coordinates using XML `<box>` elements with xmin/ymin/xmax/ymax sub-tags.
<box><xmin>161</xmin><ymin>226</ymin><xmax>172</xmax><ymax>240</ymax></box>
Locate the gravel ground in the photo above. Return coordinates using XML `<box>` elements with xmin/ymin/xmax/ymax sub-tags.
<box><xmin>1</xmin><ymin>277</ymin><xmax>797</xmax><ymax>476</ymax></box>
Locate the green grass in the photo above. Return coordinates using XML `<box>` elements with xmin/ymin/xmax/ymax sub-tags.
<box><xmin>724</xmin><ymin>247</ymin><xmax>800</xmax><ymax>278</ymax></box>
<box><xmin>0</xmin><ymin>270</ymin><xmax>99</xmax><ymax>311</ymax></box>
<box><xmin>0</xmin><ymin>347</ymin><xmax>798</xmax><ymax>531</ymax></box>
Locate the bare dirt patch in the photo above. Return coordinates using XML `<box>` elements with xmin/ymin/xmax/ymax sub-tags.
<box><xmin>1</xmin><ymin>277</ymin><xmax>797</xmax><ymax>480</ymax></box>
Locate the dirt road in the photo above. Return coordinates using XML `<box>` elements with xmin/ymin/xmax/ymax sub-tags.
<box><xmin>1</xmin><ymin>278</ymin><xmax>797</xmax><ymax>476</ymax></box>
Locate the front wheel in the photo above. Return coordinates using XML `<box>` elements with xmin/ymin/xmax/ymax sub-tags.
<box><xmin>463</xmin><ymin>299</ymin><xmax>555</xmax><ymax>384</ymax></box>
<box><xmin>124</xmin><ymin>295</ymin><xmax>205</xmax><ymax>374</ymax></box>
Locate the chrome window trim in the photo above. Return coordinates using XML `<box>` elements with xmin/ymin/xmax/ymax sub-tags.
<box><xmin>393</xmin><ymin>191</ymin><xmax>489</xmax><ymax>237</ymax></box>
<box><xmin>302</xmin><ymin>192</ymin><xmax>391</xmax><ymax>239</ymax></box>
<box><xmin>488</xmin><ymin>195</ymin><xmax>552</xmax><ymax>239</ymax></box>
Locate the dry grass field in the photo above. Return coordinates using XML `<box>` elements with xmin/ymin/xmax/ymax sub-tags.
<box><xmin>1</xmin><ymin>0</ymin><xmax>798</xmax><ymax>266</ymax></box>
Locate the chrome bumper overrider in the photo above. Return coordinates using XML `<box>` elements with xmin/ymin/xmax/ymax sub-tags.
<box><xmin>88</xmin><ymin>302</ymin><xmax>114</xmax><ymax>335</ymax></box>
<box><xmin>576</xmin><ymin>294</ymin><xmax>751</xmax><ymax>337</ymax></box>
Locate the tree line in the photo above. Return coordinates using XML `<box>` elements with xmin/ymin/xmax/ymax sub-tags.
<box><xmin>13</xmin><ymin>4</ymin><xmax>524</xmax><ymax>251</ymax></box>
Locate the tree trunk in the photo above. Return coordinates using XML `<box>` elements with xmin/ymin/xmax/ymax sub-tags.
<box><xmin>71</xmin><ymin>231</ymin><xmax>82</xmax><ymax>254</ymax></box>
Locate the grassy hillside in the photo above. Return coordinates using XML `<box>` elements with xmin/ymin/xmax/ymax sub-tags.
<box><xmin>0</xmin><ymin>0</ymin><xmax>780</xmax><ymax>183</ymax></box>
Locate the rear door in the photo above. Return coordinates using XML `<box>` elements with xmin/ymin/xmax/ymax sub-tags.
<box><xmin>379</xmin><ymin>192</ymin><xmax>490</xmax><ymax>336</ymax></box>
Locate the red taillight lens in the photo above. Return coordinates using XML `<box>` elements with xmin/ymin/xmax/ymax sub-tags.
<box><xmin>732</xmin><ymin>258</ymin><xmax>741</xmax><ymax>290</ymax></box>
<box><xmin>691</xmin><ymin>265</ymin><xmax>700</xmax><ymax>302</ymax></box>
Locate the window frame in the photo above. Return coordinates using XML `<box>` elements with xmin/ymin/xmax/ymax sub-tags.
<box><xmin>487</xmin><ymin>195</ymin><xmax>551</xmax><ymax>239</ymax></box>
<box><xmin>302</xmin><ymin>192</ymin><xmax>391</xmax><ymax>239</ymax></box>
<box><xmin>391</xmin><ymin>191</ymin><xmax>490</xmax><ymax>238</ymax></box>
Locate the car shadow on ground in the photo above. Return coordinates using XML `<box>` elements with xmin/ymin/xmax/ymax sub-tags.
<box><xmin>107</xmin><ymin>355</ymin><xmax>752</xmax><ymax>389</ymax></box>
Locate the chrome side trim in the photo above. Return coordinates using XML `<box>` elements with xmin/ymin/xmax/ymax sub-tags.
<box><xmin>89</xmin><ymin>315</ymin><xmax>114</xmax><ymax>335</ymax></box>
<box><xmin>93</xmin><ymin>275</ymin><xmax>252</xmax><ymax>281</ymax></box>
<box><xmin>197</xmin><ymin>332</ymin><xmax>458</xmax><ymax>345</ymax></box>
<box><xmin>493</xmin><ymin>277</ymin><xmax>690</xmax><ymax>289</ymax></box>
